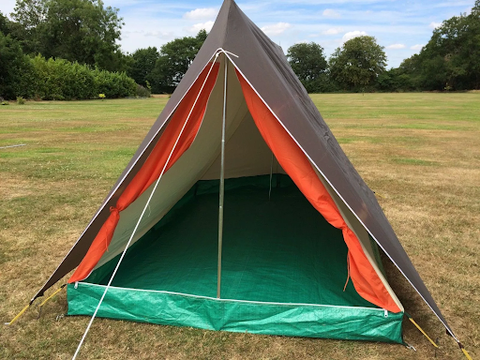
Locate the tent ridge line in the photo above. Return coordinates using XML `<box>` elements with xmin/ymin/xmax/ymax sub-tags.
<box><xmin>224</xmin><ymin>52</ymin><xmax>457</xmax><ymax>341</ymax></box>
<box><xmin>30</xmin><ymin>49</ymin><xmax>223</xmax><ymax>305</ymax></box>
<box><xmin>75</xmin><ymin>283</ymin><xmax>391</xmax><ymax>313</ymax></box>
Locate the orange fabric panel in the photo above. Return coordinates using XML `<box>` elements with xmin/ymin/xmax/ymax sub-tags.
<box><xmin>68</xmin><ymin>207</ymin><xmax>120</xmax><ymax>283</ymax></box>
<box><xmin>69</xmin><ymin>63</ymin><xmax>220</xmax><ymax>284</ymax></box>
<box><xmin>117</xmin><ymin>63</ymin><xmax>220</xmax><ymax>211</ymax></box>
<box><xmin>236</xmin><ymin>70</ymin><xmax>401</xmax><ymax>313</ymax></box>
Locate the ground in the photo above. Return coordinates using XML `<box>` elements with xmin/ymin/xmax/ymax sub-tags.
<box><xmin>0</xmin><ymin>93</ymin><xmax>478</xmax><ymax>359</ymax></box>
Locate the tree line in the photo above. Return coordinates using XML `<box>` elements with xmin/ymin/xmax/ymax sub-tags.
<box><xmin>1</xmin><ymin>0</ymin><xmax>138</xmax><ymax>100</ymax></box>
<box><xmin>289</xmin><ymin>0</ymin><xmax>480</xmax><ymax>92</ymax></box>
<box><xmin>125</xmin><ymin>0</ymin><xmax>480</xmax><ymax>93</ymax></box>
<box><xmin>1</xmin><ymin>0</ymin><xmax>479</xmax><ymax>100</ymax></box>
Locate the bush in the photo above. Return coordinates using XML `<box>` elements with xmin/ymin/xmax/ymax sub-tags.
<box><xmin>30</xmin><ymin>56</ymin><xmax>95</xmax><ymax>100</ymax></box>
<box><xmin>28</xmin><ymin>55</ymin><xmax>136</xmax><ymax>100</ymax></box>
<box><xmin>16</xmin><ymin>96</ymin><xmax>25</xmax><ymax>104</ymax></box>
<box><xmin>303</xmin><ymin>73</ymin><xmax>342</xmax><ymax>93</ymax></box>
<box><xmin>135</xmin><ymin>84</ymin><xmax>151</xmax><ymax>98</ymax></box>
<box><xmin>93</xmin><ymin>69</ymin><xmax>137</xmax><ymax>99</ymax></box>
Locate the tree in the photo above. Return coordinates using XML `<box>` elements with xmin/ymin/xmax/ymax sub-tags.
<box><xmin>424</xmin><ymin>1</ymin><xmax>479</xmax><ymax>90</ymax></box>
<box><xmin>287</xmin><ymin>42</ymin><xmax>329</xmax><ymax>92</ymax></box>
<box><xmin>10</xmin><ymin>0</ymin><xmax>125</xmax><ymax>71</ymax></box>
<box><xmin>0</xmin><ymin>11</ymin><xmax>12</xmax><ymax>35</ymax></box>
<box><xmin>150</xmin><ymin>30</ymin><xmax>207</xmax><ymax>93</ymax></box>
<box><xmin>395</xmin><ymin>1</ymin><xmax>480</xmax><ymax>91</ymax></box>
<box><xmin>329</xmin><ymin>36</ymin><xmax>387</xmax><ymax>91</ymax></box>
<box><xmin>377</xmin><ymin>55</ymin><xmax>422</xmax><ymax>92</ymax></box>
<box><xmin>0</xmin><ymin>31</ymin><xmax>34</xmax><ymax>99</ymax></box>
<box><xmin>127</xmin><ymin>47</ymin><xmax>159</xmax><ymax>87</ymax></box>
<box><xmin>9</xmin><ymin>0</ymin><xmax>50</xmax><ymax>55</ymax></box>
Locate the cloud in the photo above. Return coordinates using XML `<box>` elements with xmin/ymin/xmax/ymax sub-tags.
<box><xmin>322</xmin><ymin>9</ymin><xmax>340</xmax><ymax>18</ymax></box>
<box><xmin>261</xmin><ymin>22</ymin><xmax>292</xmax><ymax>36</ymax></box>
<box><xmin>187</xmin><ymin>21</ymin><xmax>214</xmax><ymax>34</ymax></box>
<box><xmin>143</xmin><ymin>31</ymin><xmax>174</xmax><ymax>40</ymax></box>
<box><xmin>410</xmin><ymin>44</ymin><xmax>424</xmax><ymax>51</ymax></box>
<box><xmin>322</xmin><ymin>28</ymin><xmax>341</xmax><ymax>35</ymax></box>
<box><xmin>342</xmin><ymin>30</ymin><xmax>367</xmax><ymax>42</ymax></box>
<box><xmin>429</xmin><ymin>21</ymin><xmax>442</xmax><ymax>29</ymax></box>
<box><xmin>386</xmin><ymin>43</ymin><xmax>406</xmax><ymax>49</ymax></box>
<box><xmin>183</xmin><ymin>8</ymin><xmax>217</xmax><ymax>20</ymax></box>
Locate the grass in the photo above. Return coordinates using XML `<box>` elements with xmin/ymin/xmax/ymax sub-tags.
<box><xmin>1</xmin><ymin>93</ymin><xmax>479</xmax><ymax>359</ymax></box>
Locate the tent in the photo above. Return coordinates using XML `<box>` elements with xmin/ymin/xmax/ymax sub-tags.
<box><xmin>27</xmin><ymin>0</ymin><xmax>462</xmax><ymax>346</ymax></box>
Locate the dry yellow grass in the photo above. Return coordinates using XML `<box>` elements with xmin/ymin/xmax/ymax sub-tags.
<box><xmin>1</xmin><ymin>93</ymin><xmax>479</xmax><ymax>359</ymax></box>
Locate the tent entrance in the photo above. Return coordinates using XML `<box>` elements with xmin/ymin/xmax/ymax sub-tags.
<box><xmin>68</xmin><ymin>174</ymin><xmax>404</xmax><ymax>342</ymax></box>
<box><xmin>83</xmin><ymin>174</ymin><xmax>371</xmax><ymax>306</ymax></box>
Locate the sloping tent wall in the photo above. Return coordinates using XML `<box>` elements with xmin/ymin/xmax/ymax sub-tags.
<box><xmin>29</xmin><ymin>0</ymin><xmax>460</xmax><ymax>347</ymax></box>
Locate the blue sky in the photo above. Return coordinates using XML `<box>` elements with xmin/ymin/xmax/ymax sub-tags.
<box><xmin>1</xmin><ymin>0</ymin><xmax>474</xmax><ymax>68</ymax></box>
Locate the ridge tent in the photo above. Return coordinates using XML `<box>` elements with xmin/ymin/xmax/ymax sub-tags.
<box><xmin>27</xmin><ymin>0</ymin><xmax>460</xmax><ymax>345</ymax></box>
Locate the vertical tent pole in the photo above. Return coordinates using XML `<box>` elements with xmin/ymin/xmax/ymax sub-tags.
<box><xmin>269</xmin><ymin>152</ymin><xmax>274</xmax><ymax>200</ymax></box>
<box><xmin>217</xmin><ymin>56</ymin><xmax>228</xmax><ymax>299</ymax></box>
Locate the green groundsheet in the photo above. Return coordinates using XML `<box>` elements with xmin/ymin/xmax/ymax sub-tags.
<box><xmin>68</xmin><ymin>174</ymin><xmax>403</xmax><ymax>342</ymax></box>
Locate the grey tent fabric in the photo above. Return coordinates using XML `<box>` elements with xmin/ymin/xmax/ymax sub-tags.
<box><xmin>32</xmin><ymin>0</ymin><xmax>455</xmax><ymax>340</ymax></box>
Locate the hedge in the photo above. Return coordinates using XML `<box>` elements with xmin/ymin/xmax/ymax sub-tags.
<box><xmin>28</xmin><ymin>56</ymin><xmax>136</xmax><ymax>100</ymax></box>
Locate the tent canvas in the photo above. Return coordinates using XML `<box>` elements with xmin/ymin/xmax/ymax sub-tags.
<box><xmin>28</xmin><ymin>0</ymin><xmax>461</xmax><ymax>346</ymax></box>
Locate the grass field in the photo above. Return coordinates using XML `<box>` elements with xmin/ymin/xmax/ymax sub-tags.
<box><xmin>0</xmin><ymin>93</ymin><xmax>479</xmax><ymax>359</ymax></box>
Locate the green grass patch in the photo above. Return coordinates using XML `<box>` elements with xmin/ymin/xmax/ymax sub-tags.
<box><xmin>392</xmin><ymin>158</ymin><xmax>439</xmax><ymax>166</ymax></box>
<box><xmin>1</xmin><ymin>93</ymin><xmax>479</xmax><ymax>360</ymax></box>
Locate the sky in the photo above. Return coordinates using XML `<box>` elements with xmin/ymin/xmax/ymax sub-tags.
<box><xmin>0</xmin><ymin>0</ymin><xmax>475</xmax><ymax>68</ymax></box>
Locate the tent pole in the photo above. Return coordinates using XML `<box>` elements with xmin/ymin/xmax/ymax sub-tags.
<box><xmin>217</xmin><ymin>56</ymin><xmax>228</xmax><ymax>299</ymax></box>
<box><xmin>269</xmin><ymin>152</ymin><xmax>274</xmax><ymax>200</ymax></box>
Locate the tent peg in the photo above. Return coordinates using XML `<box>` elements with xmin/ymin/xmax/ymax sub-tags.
<box><xmin>5</xmin><ymin>304</ymin><xmax>30</xmax><ymax>326</ymax></box>
<box><xmin>458</xmin><ymin>342</ymin><xmax>473</xmax><ymax>360</ymax></box>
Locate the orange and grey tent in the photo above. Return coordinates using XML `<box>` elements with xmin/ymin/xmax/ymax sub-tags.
<box><xmin>22</xmin><ymin>0</ymin><xmax>465</xmax><ymax>348</ymax></box>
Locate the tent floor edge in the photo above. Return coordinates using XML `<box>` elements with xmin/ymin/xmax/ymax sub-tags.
<box><xmin>67</xmin><ymin>283</ymin><xmax>404</xmax><ymax>343</ymax></box>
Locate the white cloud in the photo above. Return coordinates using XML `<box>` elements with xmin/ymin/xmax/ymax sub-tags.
<box><xmin>322</xmin><ymin>9</ymin><xmax>340</xmax><ymax>18</ymax></box>
<box><xmin>143</xmin><ymin>31</ymin><xmax>174</xmax><ymax>40</ymax></box>
<box><xmin>187</xmin><ymin>21</ymin><xmax>214</xmax><ymax>34</ymax></box>
<box><xmin>386</xmin><ymin>43</ymin><xmax>406</xmax><ymax>49</ymax></box>
<box><xmin>410</xmin><ymin>44</ymin><xmax>424</xmax><ymax>51</ymax></box>
<box><xmin>183</xmin><ymin>8</ymin><xmax>217</xmax><ymax>21</ymax></box>
<box><xmin>322</xmin><ymin>28</ymin><xmax>341</xmax><ymax>35</ymax></box>
<box><xmin>342</xmin><ymin>30</ymin><xmax>367</xmax><ymax>42</ymax></box>
<box><xmin>429</xmin><ymin>21</ymin><xmax>442</xmax><ymax>29</ymax></box>
<box><xmin>261</xmin><ymin>22</ymin><xmax>292</xmax><ymax>36</ymax></box>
